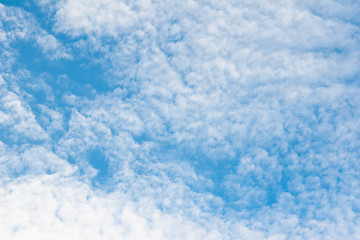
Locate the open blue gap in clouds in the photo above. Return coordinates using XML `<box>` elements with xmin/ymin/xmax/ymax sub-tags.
<box><xmin>0</xmin><ymin>0</ymin><xmax>360</xmax><ymax>239</ymax></box>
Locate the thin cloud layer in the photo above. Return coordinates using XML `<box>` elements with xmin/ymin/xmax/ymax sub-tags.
<box><xmin>0</xmin><ymin>0</ymin><xmax>360</xmax><ymax>239</ymax></box>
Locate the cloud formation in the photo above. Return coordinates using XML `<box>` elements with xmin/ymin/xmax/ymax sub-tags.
<box><xmin>0</xmin><ymin>0</ymin><xmax>359</xmax><ymax>239</ymax></box>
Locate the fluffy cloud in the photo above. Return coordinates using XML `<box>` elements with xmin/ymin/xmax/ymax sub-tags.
<box><xmin>0</xmin><ymin>174</ymin><xmax>226</xmax><ymax>240</ymax></box>
<box><xmin>0</xmin><ymin>4</ymin><xmax>71</xmax><ymax>61</ymax></box>
<box><xmin>0</xmin><ymin>77</ymin><xmax>48</xmax><ymax>143</ymax></box>
<box><xmin>0</xmin><ymin>0</ymin><xmax>359</xmax><ymax>239</ymax></box>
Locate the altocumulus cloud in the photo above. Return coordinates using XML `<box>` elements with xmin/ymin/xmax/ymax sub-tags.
<box><xmin>0</xmin><ymin>0</ymin><xmax>360</xmax><ymax>239</ymax></box>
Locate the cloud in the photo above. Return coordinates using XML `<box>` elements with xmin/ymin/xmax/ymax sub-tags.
<box><xmin>0</xmin><ymin>172</ymin><xmax>266</xmax><ymax>240</ymax></box>
<box><xmin>0</xmin><ymin>0</ymin><xmax>359</xmax><ymax>239</ymax></box>
<box><xmin>0</xmin><ymin>3</ymin><xmax>72</xmax><ymax>62</ymax></box>
<box><xmin>0</xmin><ymin>76</ymin><xmax>48</xmax><ymax>143</ymax></box>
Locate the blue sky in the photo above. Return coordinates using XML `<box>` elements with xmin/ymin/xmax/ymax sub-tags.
<box><xmin>0</xmin><ymin>0</ymin><xmax>360</xmax><ymax>239</ymax></box>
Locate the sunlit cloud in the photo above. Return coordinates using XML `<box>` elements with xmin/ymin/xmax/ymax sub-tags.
<box><xmin>0</xmin><ymin>0</ymin><xmax>359</xmax><ymax>239</ymax></box>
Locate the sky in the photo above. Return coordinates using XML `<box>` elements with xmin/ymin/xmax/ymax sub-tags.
<box><xmin>0</xmin><ymin>0</ymin><xmax>359</xmax><ymax>239</ymax></box>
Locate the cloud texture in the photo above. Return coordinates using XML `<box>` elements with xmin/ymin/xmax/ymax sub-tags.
<box><xmin>0</xmin><ymin>0</ymin><xmax>360</xmax><ymax>239</ymax></box>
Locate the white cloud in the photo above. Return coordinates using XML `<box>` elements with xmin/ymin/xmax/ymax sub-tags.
<box><xmin>0</xmin><ymin>3</ymin><xmax>72</xmax><ymax>61</ymax></box>
<box><xmin>0</xmin><ymin>169</ymin><xmax>264</xmax><ymax>240</ymax></box>
<box><xmin>0</xmin><ymin>76</ymin><xmax>48</xmax><ymax>142</ymax></box>
<box><xmin>0</xmin><ymin>0</ymin><xmax>359</xmax><ymax>239</ymax></box>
